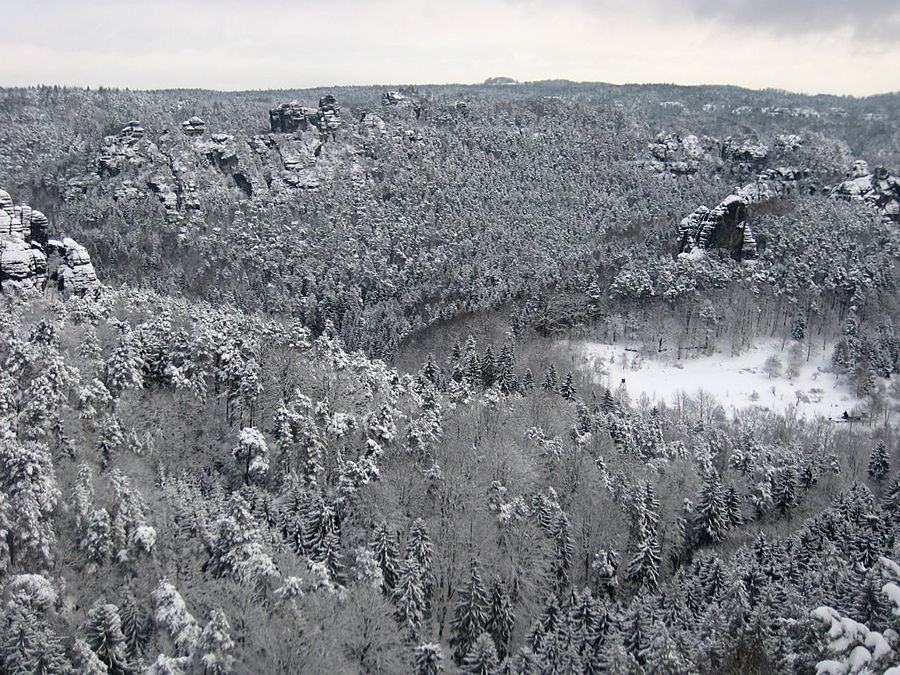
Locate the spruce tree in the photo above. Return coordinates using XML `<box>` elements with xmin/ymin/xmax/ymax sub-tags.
<box><xmin>774</xmin><ymin>467</ymin><xmax>798</xmax><ymax>515</ymax></box>
<box><xmin>450</xmin><ymin>560</ymin><xmax>490</xmax><ymax>665</ymax></box>
<box><xmin>693</xmin><ymin>470</ymin><xmax>728</xmax><ymax>547</ymax></box>
<box><xmin>393</xmin><ymin>557</ymin><xmax>427</xmax><ymax>636</ymax></box>
<box><xmin>463</xmin><ymin>633</ymin><xmax>500</xmax><ymax>675</ymax></box>
<box><xmin>550</xmin><ymin>513</ymin><xmax>574</xmax><ymax>593</ymax></box>
<box><xmin>486</xmin><ymin>578</ymin><xmax>514</xmax><ymax>660</ymax></box>
<box><xmin>405</xmin><ymin>518</ymin><xmax>435</xmax><ymax>614</ymax></box>
<box><xmin>481</xmin><ymin>345</ymin><xmax>496</xmax><ymax>388</ymax></box>
<box><xmin>2</xmin><ymin>606</ymin><xmax>70</xmax><ymax>675</ymax></box>
<box><xmin>542</xmin><ymin>364</ymin><xmax>558</xmax><ymax>393</ymax></box>
<box><xmin>560</xmin><ymin>372</ymin><xmax>576</xmax><ymax>400</ymax></box>
<box><xmin>414</xmin><ymin>643</ymin><xmax>444</xmax><ymax>675</ymax></box>
<box><xmin>371</xmin><ymin>522</ymin><xmax>401</xmax><ymax>592</ymax></box>
<box><xmin>85</xmin><ymin>601</ymin><xmax>129</xmax><ymax>675</ymax></box>
<box><xmin>869</xmin><ymin>441</ymin><xmax>890</xmax><ymax>482</ymax></box>
<box><xmin>521</xmin><ymin>368</ymin><xmax>534</xmax><ymax>393</ymax></box>
<box><xmin>119</xmin><ymin>591</ymin><xmax>151</xmax><ymax>660</ymax></box>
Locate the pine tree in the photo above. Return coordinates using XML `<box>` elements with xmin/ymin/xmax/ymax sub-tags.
<box><xmin>521</xmin><ymin>368</ymin><xmax>534</xmax><ymax>394</ymax></box>
<box><xmin>486</xmin><ymin>578</ymin><xmax>514</xmax><ymax>660</ymax></box>
<box><xmin>414</xmin><ymin>643</ymin><xmax>444</xmax><ymax>675</ymax></box>
<box><xmin>542</xmin><ymin>364</ymin><xmax>558</xmax><ymax>393</ymax></box>
<box><xmin>152</xmin><ymin>580</ymin><xmax>200</xmax><ymax>655</ymax></box>
<box><xmin>450</xmin><ymin>560</ymin><xmax>490</xmax><ymax>665</ymax></box>
<box><xmin>85</xmin><ymin>601</ymin><xmax>129</xmax><ymax>675</ymax></box>
<box><xmin>463</xmin><ymin>633</ymin><xmax>499</xmax><ymax>675</ymax></box>
<box><xmin>231</xmin><ymin>427</ymin><xmax>269</xmax><ymax>484</ymax></box>
<box><xmin>481</xmin><ymin>345</ymin><xmax>496</xmax><ymax>389</ymax></box>
<box><xmin>371</xmin><ymin>522</ymin><xmax>401</xmax><ymax>592</ymax></box>
<box><xmin>774</xmin><ymin>467</ymin><xmax>798</xmax><ymax>515</ymax></box>
<box><xmin>393</xmin><ymin>557</ymin><xmax>427</xmax><ymax>636</ymax></box>
<box><xmin>119</xmin><ymin>591</ymin><xmax>151</xmax><ymax>660</ymax></box>
<box><xmin>560</xmin><ymin>372</ymin><xmax>576</xmax><ymax>400</ymax></box>
<box><xmin>869</xmin><ymin>441</ymin><xmax>890</xmax><ymax>482</ymax></box>
<box><xmin>1</xmin><ymin>605</ymin><xmax>70</xmax><ymax>675</ymax></box>
<box><xmin>105</xmin><ymin>327</ymin><xmax>145</xmax><ymax>394</ymax></box>
<box><xmin>405</xmin><ymin>519</ymin><xmax>435</xmax><ymax>614</ymax></box>
<box><xmin>194</xmin><ymin>609</ymin><xmax>235</xmax><ymax>675</ymax></box>
<box><xmin>0</xmin><ymin>437</ymin><xmax>60</xmax><ymax>569</ymax></box>
<box><xmin>693</xmin><ymin>470</ymin><xmax>728</xmax><ymax>547</ymax></box>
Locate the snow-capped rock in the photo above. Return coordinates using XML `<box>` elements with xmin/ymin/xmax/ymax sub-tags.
<box><xmin>832</xmin><ymin>165</ymin><xmax>900</xmax><ymax>222</ymax></box>
<box><xmin>181</xmin><ymin>116</ymin><xmax>207</xmax><ymax>136</ymax></box>
<box><xmin>678</xmin><ymin>168</ymin><xmax>808</xmax><ymax>260</ymax></box>
<box><xmin>49</xmin><ymin>238</ymin><xmax>100</xmax><ymax>295</ymax></box>
<box><xmin>269</xmin><ymin>95</ymin><xmax>343</xmax><ymax>135</ymax></box>
<box><xmin>0</xmin><ymin>187</ymin><xmax>99</xmax><ymax>294</ymax></box>
<box><xmin>1</xmin><ymin>238</ymin><xmax>47</xmax><ymax>290</ymax></box>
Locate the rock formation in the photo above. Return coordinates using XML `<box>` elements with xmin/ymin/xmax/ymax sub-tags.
<box><xmin>832</xmin><ymin>161</ymin><xmax>900</xmax><ymax>222</ymax></box>
<box><xmin>181</xmin><ymin>116</ymin><xmax>207</xmax><ymax>136</ymax></box>
<box><xmin>269</xmin><ymin>96</ymin><xmax>343</xmax><ymax>135</ymax></box>
<box><xmin>0</xmin><ymin>187</ymin><xmax>99</xmax><ymax>294</ymax></box>
<box><xmin>47</xmin><ymin>238</ymin><xmax>100</xmax><ymax>294</ymax></box>
<box><xmin>648</xmin><ymin>133</ymin><xmax>718</xmax><ymax>175</ymax></box>
<box><xmin>678</xmin><ymin>168</ymin><xmax>809</xmax><ymax>260</ymax></box>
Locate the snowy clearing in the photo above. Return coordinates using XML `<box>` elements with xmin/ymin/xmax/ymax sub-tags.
<box><xmin>569</xmin><ymin>338</ymin><xmax>865</xmax><ymax>420</ymax></box>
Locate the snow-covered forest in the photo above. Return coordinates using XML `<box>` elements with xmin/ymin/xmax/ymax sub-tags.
<box><xmin>0</xmin><ymin>81</ymin><xmax>899</xmax><ymax>674</ymax></box>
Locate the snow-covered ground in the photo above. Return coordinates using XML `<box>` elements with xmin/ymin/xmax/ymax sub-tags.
<box><xmin>570</xmin><ymin>338</ymin><xmax>863</xmax><ymax>420</ymax></box>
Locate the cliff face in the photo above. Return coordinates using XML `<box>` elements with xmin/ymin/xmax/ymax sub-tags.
<box><xmin>0</xmin><ymin>188</ymin><xmax>98</xmax><ymax>294</ymax></box>
<box><xmin>677</xmin><ymin>168</ymin><xmax>810</xmax><ymax>260</ymax></box>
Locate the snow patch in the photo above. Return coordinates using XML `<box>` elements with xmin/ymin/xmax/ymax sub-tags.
<box><xmin>571</xmin><ymin>338</ymin><xmax>865</xmax><ymax>419</ymax></box>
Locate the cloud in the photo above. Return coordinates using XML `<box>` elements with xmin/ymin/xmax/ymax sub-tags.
<box><xmin>1</xmin><ymin>0</ymin><xmax>898</xmax><ymax>94</ymax></box>
<box><xmin>683</xmin><ymin>0</ymin><xmax>900</xmax><ymax>44</ymax></box>
<box><xmin>546</xmin><ymin>0</ymin><xmax>900</xmax><ymax>43</ymax></box>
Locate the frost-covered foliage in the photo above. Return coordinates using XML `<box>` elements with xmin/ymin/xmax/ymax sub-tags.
<box><xmin>0</xmin><ymin>82</ymin><xmax>898</xmax><ymax>674</ymax></box>
<box><xmin>811</xmin><ymin>555</ymin><xmax>900</xmax><ymax>674</ymax></box>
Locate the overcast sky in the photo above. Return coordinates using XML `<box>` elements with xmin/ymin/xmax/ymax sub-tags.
<box><xmin>2</xmin><ymin>0</ymin><xmax>899</xmax><ymax>96</ymax></box>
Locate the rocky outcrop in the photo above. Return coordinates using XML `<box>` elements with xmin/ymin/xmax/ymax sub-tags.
<box><xmin>0</xmin><ymin>188</ymin><xmax>99</xmax><ymax>294</ymax></box>
<box><xmin>381</xmin><ymin>90</ymin><xmax>424</xmax><ymax>119</ymax></box>
<box><xmin>832</xmin><ymin>161</ymin><xmax>900</xmax><ymax>222</ymax></box>
<box><xmin>648</xmin><ymin>133</ymin><xmax>718</xmax><ymax>174</ymax></box>
<box><xmin>99</xmin><ymin>120</ymin><xmax>156</xmax><ymax>177</ymax></box>
<box><xmin>181</xmin><ymin>116</ymin><xmax>206</xmax><ymax>136</ymax></box>
<box><xmin>721</xmin><ymin>137</ymin><xmax>769</xmax><ymax>172</ymax></box>
<box><xmin>47</xmin><ymin>238</ymin><xmax>100</xmax><ymax>294</ymax></box>
<box><xmin>269</xmin><ymin>96</ymin><xmax>343</xmax><ymax>135</ymax></box>
<box><xmin>678</xmin><ymin>168</ymin><xmax>809</xmax><ymax>260</ymax></box>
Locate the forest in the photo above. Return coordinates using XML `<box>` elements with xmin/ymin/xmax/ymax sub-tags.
<box><xmin>0</xmin><ymin>80</ymin><xmax>899</xmax><ymax>674</ymax></box>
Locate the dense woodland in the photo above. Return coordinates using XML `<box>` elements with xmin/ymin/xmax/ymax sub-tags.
<box><xmin>0</xmin><ymin>81</ymin><xmax>899</xmax><ymax>674</ymax></box>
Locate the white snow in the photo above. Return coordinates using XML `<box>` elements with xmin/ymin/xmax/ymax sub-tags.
<box><xmin>571</xmin><ymin>338</ymin><xmax>866</xmax><ymax>419</ymax></box>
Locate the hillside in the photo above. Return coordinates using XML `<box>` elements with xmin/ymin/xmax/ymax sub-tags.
<box><xmin>0</xmin><ymin>82</ymin><xmax>899</xmax><ymax>674</ymax></box>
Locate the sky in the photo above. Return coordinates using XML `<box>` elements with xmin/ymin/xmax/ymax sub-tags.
<box><xmin>2</xmin><ymin>0</ymin><xmax>899</xmax><ymax>96</ymax></box>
